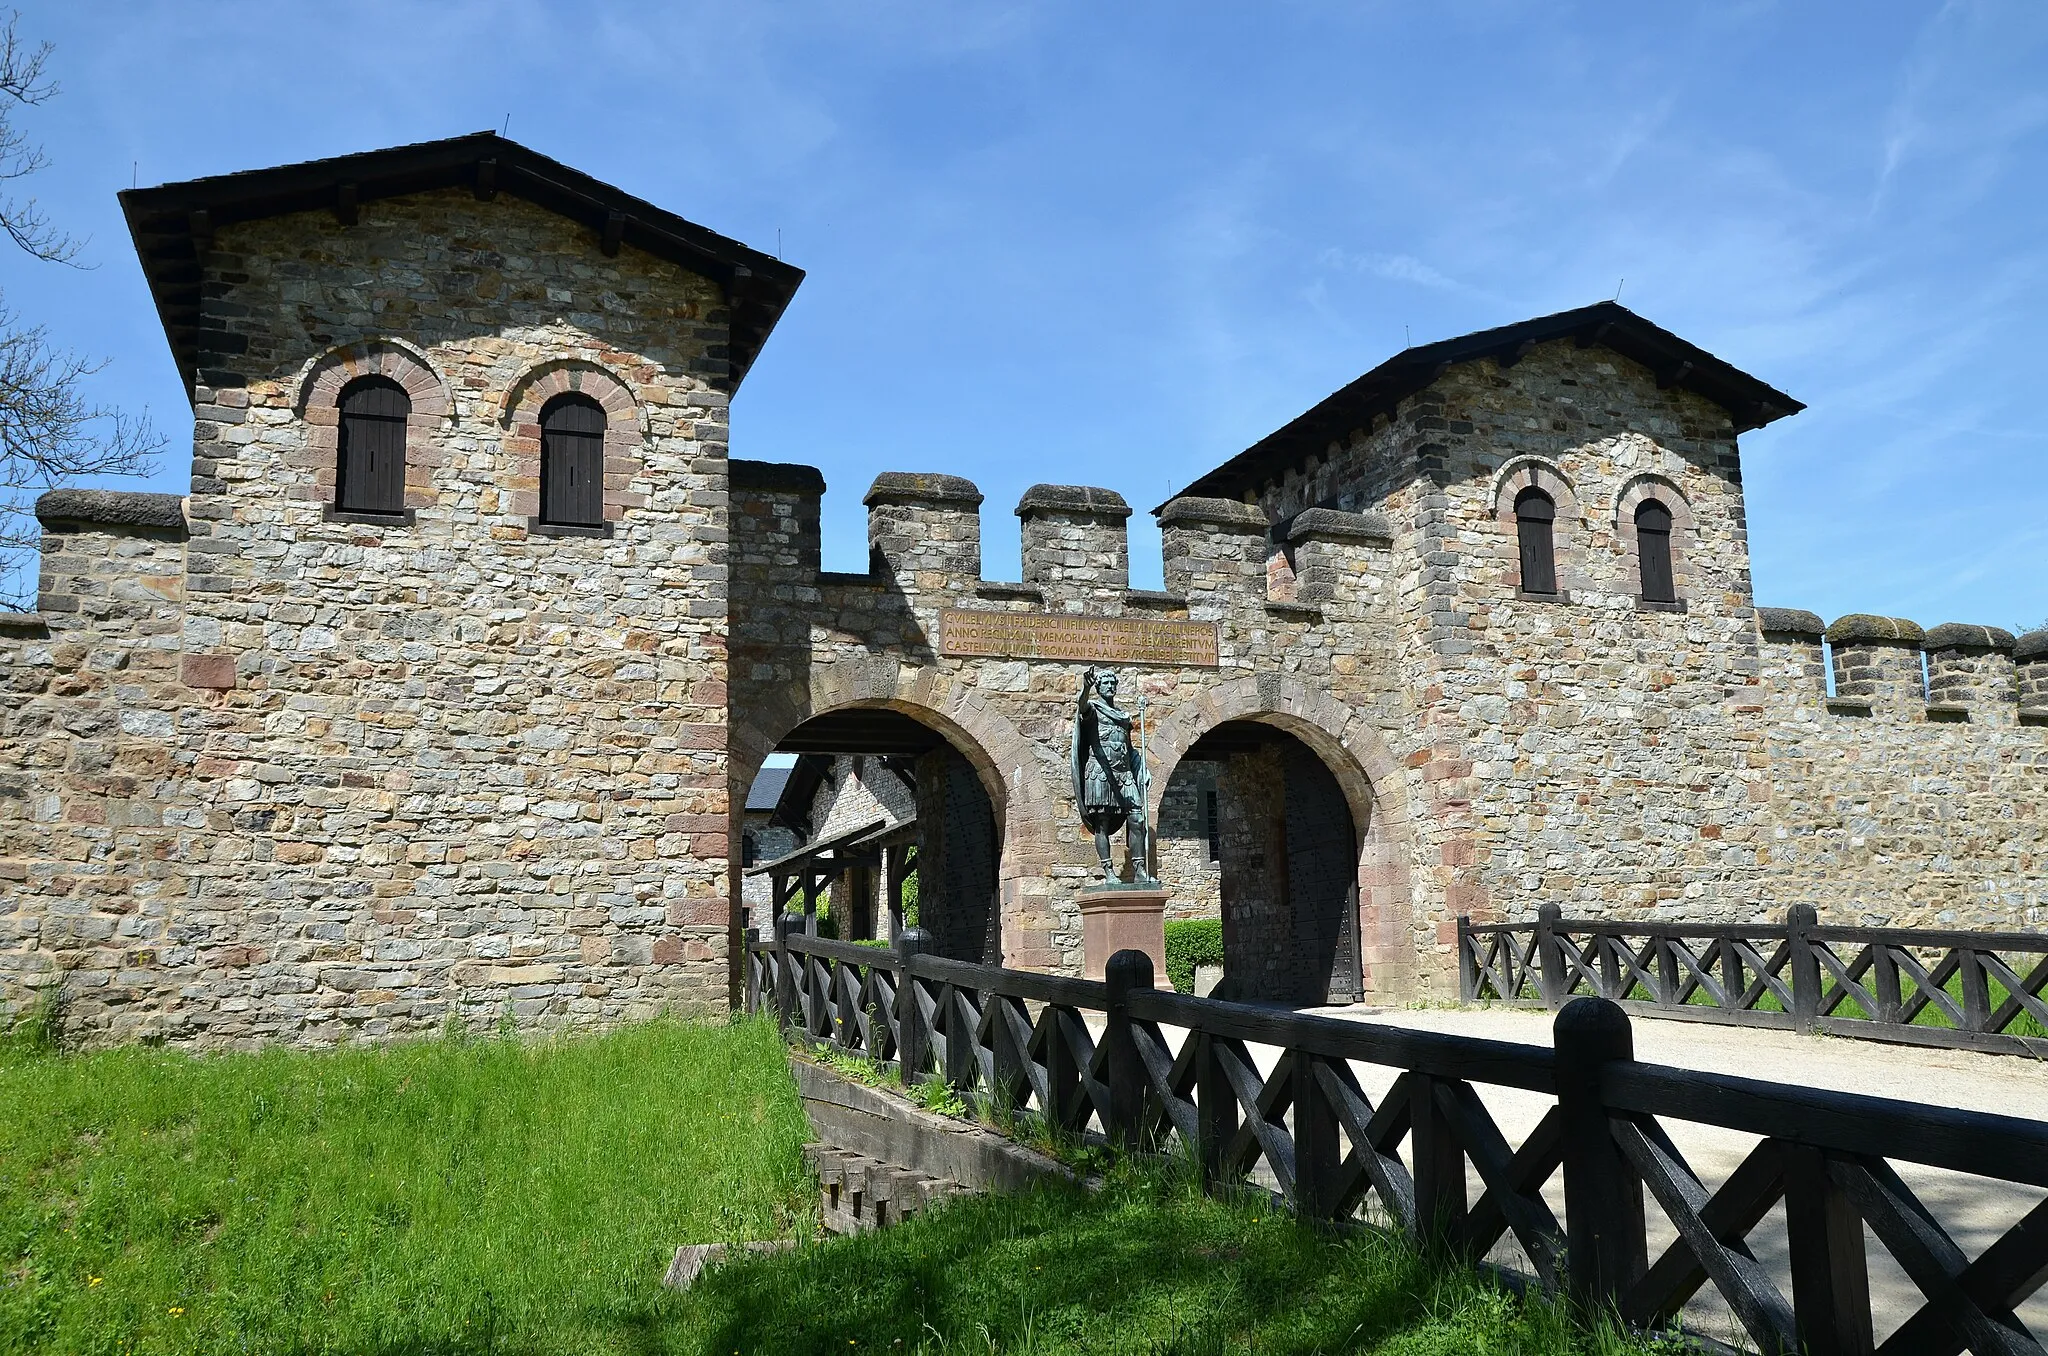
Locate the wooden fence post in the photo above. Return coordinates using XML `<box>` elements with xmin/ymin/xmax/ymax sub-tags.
<box><xmin>1536</xmin><ymin>903</ymin><xmax>1565</xmax><ymax>1008</ymax></box>
<box><xmin>1195</xmin><ymin>1031</ymin><xmax>1239</xmax><ymax>1189</ymax></box>
<box><xmin>1783</xmin><ymin>1143</ymin><xmax>1874</xmax><ymax>1356</ymax></box>
<box><xmin>744</xmin><ymin>926</ymin><xmax>761</xmax><ymax>1015</ymax></box>
<box><xmin>896</xmin><ymin>927</ymin><xmax>931</xmax><ymax>1083</ymax></box>
<box><xmin>1293</xmin><ymin>1054</ymin><xmax>1343</xmax><ymax>1219</ymax></box>
<box><xmin>1457</xmin><ymin>915</ymin><xmax>1476</xmax><ymax>1001</ymax></box>
<box><xmin>1788</xmin><ymin>904</ymin><xmax>1820</xmax><ymax>1035</ymax></box>
<box><xmin>773</xmin><ymin>911</ymin><xmax>801</xmax><ymax>1032</ymax></box>
<box><xmin>1555</xmin><ymin>997</ymin><xmax>1647</xmax><ymax>1315</ymax></box>
<box><xmin>1104</xmin><ymin>948</ymin><xmax>1151</xmax><ymax>1147</ymax></box>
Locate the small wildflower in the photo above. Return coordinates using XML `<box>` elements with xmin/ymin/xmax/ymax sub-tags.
<box><xmin>169</xmin><ymin>1307</ymin><xmax>184</xmax><ymax>1317</ymax></box>
<box><xmin>88</xmin><ymin>1276</ymin><xmax>102</xmax><ymax>1288</ymax></box>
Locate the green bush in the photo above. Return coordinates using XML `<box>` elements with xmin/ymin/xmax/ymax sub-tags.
<box><xmin>1165</xmin><ymin>919</ymin><xmax>1225</xmax><ymax>994</ymax></box>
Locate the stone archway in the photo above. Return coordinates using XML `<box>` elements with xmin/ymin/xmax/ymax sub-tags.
<box><xmin>727</xmin><ymin>656</ymin><xmax>1072</xmax><ymax>1000</ymax></box>
<box><xmin>1144</xmin><ymin>674</ymin><xmax>1419</xmax><ymax>999</ymax></box>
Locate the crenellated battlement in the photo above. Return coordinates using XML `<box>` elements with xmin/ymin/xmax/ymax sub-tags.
<box><xmin>725</xmin><ymin>465</ymin><xmax>1402</xmax><ymax>629</ymax></box>
<box><xmin>1757</xmin><ymin>606</ymin><xmax>2045</xmax><ymax>726</ymax></box>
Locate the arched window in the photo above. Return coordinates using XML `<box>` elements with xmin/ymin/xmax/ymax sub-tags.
<box><xmin>540</xmin><ymin>394</ymin><xmax>606</xmax><ymax>528</ymax></box>
<box><xmin>336</xmin><ymin>376</ymin><xmax>410</xmax><ymax>516</ymax></box>
<box><xmin>1635</xmin><ymin>499</ymin><xmax>1676</xmax><ymax>603</ymax></box>
<box><xmin>1514</xmin><ymin>487</ymin><xmax>1557</xmax><ymax>595</ymax></box>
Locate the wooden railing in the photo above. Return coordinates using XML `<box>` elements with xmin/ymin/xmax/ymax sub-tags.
<box><xmin>1457</xmin><ymin>904</ymin><xmax>2048</xmax><ymax>1058</ymax></box>
<box><xmin>746</xmin><ymin>916</ymin><xmax>2048</xmax><ymax>1356</ymax></box>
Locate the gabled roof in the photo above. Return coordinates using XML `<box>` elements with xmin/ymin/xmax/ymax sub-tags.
<box><xmin>119</xmin><ymin>132</ymin><xmax>804</xmax><ymax>401</ymax></box>
<box><xmin>1163</xmin><ymin>301</ymin><xmax>1802</xmax><ymax>509</ymax></box>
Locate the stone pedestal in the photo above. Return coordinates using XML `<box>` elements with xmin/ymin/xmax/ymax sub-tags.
<box><xmin>1077</xmin><ymin>886</ymin><xmax>1167</xmax><ymax>983</ymax></box>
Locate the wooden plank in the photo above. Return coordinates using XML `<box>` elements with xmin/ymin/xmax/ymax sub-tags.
<box><xmin>1603</xmin><ymin>1064</ymin><xmax>2048</xmax><ymax>1187</ymax></box>
<box><xmin>1878</xmin><ymin>1194</ymin><xmax>2048</xmax><ymax>1356</ymax></box>
<box><xmin>1611</xmin><ymin>1116</ymin><xmax>1797</xmax><ymax>1354</ymax></box>
<box><xmin>1624</xmin><ymin>1137</ymin><xmax>1786</xmax><ymax>1327</ymax></box>
<box><xmin>1783</xmin><ymin>1143</ymin><xmax>1874</xmax><ymax>1356</ymax></box>
<box><xmin>1834</xmin><ymin>1155</ymin><xmax>2044</xmax><ymax>1356</ymax></box>
<box><xmin>1127</xmin><ymin>986</ymin><xmax>1558</xmax><ymax>1091</ymax></box>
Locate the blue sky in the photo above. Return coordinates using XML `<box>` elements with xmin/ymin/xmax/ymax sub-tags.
<box><xmin>7</xmin><ymin>1</ymin><xmax>2046</xmax><ymax>627</ymax></box>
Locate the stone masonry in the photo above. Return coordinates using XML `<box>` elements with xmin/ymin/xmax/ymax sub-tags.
<box><xmin>3</xmin><ymin>135</ymin><xmax>2045</xmax><ymax>1046</ymax></box>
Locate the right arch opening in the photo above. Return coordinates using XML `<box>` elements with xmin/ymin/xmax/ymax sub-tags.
<box><xmin>1158</xmin><ymin>718</ymin><xmax>1365</xmax><ymax>1006</ymax></box>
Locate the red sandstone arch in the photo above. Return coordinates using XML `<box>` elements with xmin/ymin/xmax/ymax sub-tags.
<box><xmin>726</xmin><ymin>657</ymin><xmax>1073</xmax><ymax>999</ymax></box>
<box><xmin>294</xmin><ymin>338</ymin><xmax>453</xmax><ymax>419</ymax></box>
<box><xmin>1142</xmin><ymin>674</ymin><xmax>1420</xmax><ymax>997</ymax></box>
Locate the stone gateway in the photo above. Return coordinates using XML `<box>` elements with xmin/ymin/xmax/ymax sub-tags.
<box><xmin>2</xmin><ymin>132</ymin><xmax>2044</xmax><ymax>1047</ymax></box>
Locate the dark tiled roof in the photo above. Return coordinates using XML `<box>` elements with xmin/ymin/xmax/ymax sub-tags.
<box><xmin>121</xmin><ymin>131</ymin><xmax>803</xmax><ymax>401</ymax></box>
<box><xmin>1164</xmin><ymin>301</ymin><xmax>1802</xmax><ymax>509</ymax></box>
<box><xmin>744</xmin><ymin>766</ymin><xmax>794</xmax><ymax>813</ymax></box>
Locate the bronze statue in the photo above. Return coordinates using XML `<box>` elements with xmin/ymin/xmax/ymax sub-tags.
<box><xmin>1069</xmin><ymin>667</ymin><xmax>1158</xmax><ymax>887</ymax></box>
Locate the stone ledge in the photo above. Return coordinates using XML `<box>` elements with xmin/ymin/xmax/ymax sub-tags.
<box><xmin>35</xmin><ymin>489</ymin><xmax>187</xmax><ymax>534</ymax></box>
<box><xmin>865</xmin><ymin>471</ymin><xmax>981</xmax><ymax>508</ymax></box>
<box><xmin>1015</xmin><ymin>484</ymin><xmax>1130</xmax><ymax>520</ymax></box>
<box><xmin>1924</xmin><ymin>622</ymin><xmax>2016</xmax><ymax>653</ymax></box>
<box><xmin>1284</xmin><ymin>507</ymin><xmax>1393</xmax><ymax>545</ymax></box>
<box><xmin>974</xmin><ymin>581</ymin><xmax>1043</xmax><ymax>602</ymax></box>
<box><xmin>527</xmin><ymin>517</ymin><xmax>614</xmax><ymax>539</ymax></box>
<box><xmin>326</xmin><ymin>506</ymin><xmax>416</xmax><ymax>528</ymax></box>
<box><xmin>0</xmin><ymin>611</ymin><xmax>46</xmax><ymax>633</ymax></box>
<box><xmin>789</xmin><ymin>1056</ymin><xmax>1074</xmax><ymax>1194</ymax></box>
<box><xmin>1827</xmin><ymin>613</ymin><xmax>1924</xmax><ymax>645</ymax></box>
<box><xmin>1122</xmin><ymin>588</ymin><xmax>1187</xmax><ymax>610</ymax></box>
<box><xmin>2013</xmin><ymin>630</ymin><xmax>2048</xmax><ymax>663</ymax></box>
<box><xmin>1265</xmin><ymin>600</ymin><xmax>1322</xmax><ymax>621</ymax></box>
<box><xmin>732</xmin><ymin>458</ymin><xmax>825</xmax><ymax>495</ymax></box>
<box><xmin>1637</xmin><ymin>597</ymin><xmax>1688</xmax><ymax>614</ymax></box>
<box><xmin>819</xmin><ymin>569</ymin><xmax>882</xmax><ymax>588</ymax></box>
<box><xmin>1156</xmin><ymin>496</ymin><xmax>1265</xmax><ymax>531</ymax></box>
<box><xmin>1925</xmin><ymin>703</ymin><xmax>1971</xmax><ymax>723</ymax></box>
<box><xmin>1825</xmin><ymin>697</ymin><xmax>1876</xmax><ymax>717</ymax></box>
<box><xmin>1756</xmin><ymin>607</ymin><xmax>1825</xmax><ymax>639</ymax></box>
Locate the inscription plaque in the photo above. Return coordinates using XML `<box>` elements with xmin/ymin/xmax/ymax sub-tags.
<box><xmin>940</xmin><ymin>608</ymin><xmax>1219</xmax><ymax>667</ymax></box>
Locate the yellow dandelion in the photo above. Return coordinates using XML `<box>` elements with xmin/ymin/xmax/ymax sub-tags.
<box><xmin>88</xmin><ymin>1276</ymin><xmax>103</xmax><ymax>1287</ymax></box>
<box><xmin>169</xmin><ymin>1307</ymin><xmax>185</xmax><ymax>1317</ymax></box>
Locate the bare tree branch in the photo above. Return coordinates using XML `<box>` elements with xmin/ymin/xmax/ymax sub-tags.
<box><xmin>0</xmin><ymin>11</ymin><xmax>162</xmax><ymax>608</ymax></box>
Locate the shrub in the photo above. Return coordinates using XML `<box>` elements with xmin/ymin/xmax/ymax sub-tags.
<box><xmin>1164</xmin><ymin>919</ymin><xmax>1224</xmax><ymax>994</ymax></box>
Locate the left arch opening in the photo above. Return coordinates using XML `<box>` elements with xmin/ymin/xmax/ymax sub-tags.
<box><xmin>739</xmin><ymin>705</ymin><xmax>1002</xmax><ymax>966</ymax></box>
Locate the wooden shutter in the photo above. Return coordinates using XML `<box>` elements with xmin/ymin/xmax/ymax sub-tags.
<box><xmin>1636</xmin><ymin>500</ymin><xmax>1676</xmax><ymax>602</ymax></box>
<box><xmin>1515</xmin><ymin>488</ymin><xmax>1557</xmax><ymax>595</ymax></box>
<box><xmin>337</xmin><ymin>377</ymin><xmax>410</xmax><ymax>515</ymax></box>
<box><xmin>541</xmin><ymin>396</ymin><xmax>606</xmax><ymax>527</ymax></box>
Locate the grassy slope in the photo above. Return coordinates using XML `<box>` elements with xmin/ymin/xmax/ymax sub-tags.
<box><xmin>4</xmin><ymin>1017</ymin><xmax>1671</xmax><ymax>1356</ymax></box>
<box><xmin>0</xmin><ymin>1018</ymin><xmax>812</xmax><ymax>1355</ymax></box>
<box><xmin>680</xmin><ymin>1164</ymin><xmax>1671</xmax><ymax>1356</ymax></box>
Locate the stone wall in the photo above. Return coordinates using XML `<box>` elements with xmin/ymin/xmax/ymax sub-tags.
<box><xmin>1756</xmin><ymin>613</ymin><xmax>2048</xmax><ymax>929</ymax></box>
<box><xmin>1155</xmin><ymin>760</ymin><xmax>1220</xmax><ymax>921</ymax></box>
<box><xmin>2</xmin><ymin>189</ymin><xmax>736</xmax><ymax>1045</ymax></box>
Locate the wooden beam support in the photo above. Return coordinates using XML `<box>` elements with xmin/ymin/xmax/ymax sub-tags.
<box><xmin>186</xmin><ymin>210</ymin><xmax>212</xmax><ymax>249</ymax></box>
<box><xmin>601</xmin><ymin>210</ymin><xmax>626</xmax><ymax>257</ymax></box>
<box><xmin>473</xmin><ymin>158</ymin><xmax>497</xmax><ymax>201</ymax></box>
<box><xmin>1497</xmin><ymin>337</ymin><xmax>1537</xmax><ymax>369</ymax></box>
<box><xmin>1657</xmin><ymin>359</ymin><xmax>1694</xmax><ymax>390</ymax></box>
<box><xmin>335</xmin><ymin>182</ymin><xmax>358</xmax><ymax>227</ymax></box>
<box><xmin>1576</xmin><ymin>320</ymin><xmax>1614</xmax><ymax>349</ymax></box>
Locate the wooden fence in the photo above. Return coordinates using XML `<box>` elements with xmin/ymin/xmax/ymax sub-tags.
<box><xmin>1458</xmin><ymin>904</ymin><xmax>2048</xmax><ymax>1058</ymax></box>
<box><xmin>746</xmin><ymin>917</ymin><xmax>2048</xmax><ymax>1356</ymax></box>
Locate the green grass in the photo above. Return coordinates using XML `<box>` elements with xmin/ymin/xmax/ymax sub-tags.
<box><xmin>4</xmin><ymin>1014</ymin><xmax>1677</xmax><ymax>1355</ymax></box>
<box><xmin>0</xmin><ymin>1016</ymin><xmax>813</xmax><ymax>1355</ymax></box>
<box><xmin>677</xmin><ymin>1160</ymin><xmax>1678</xmax><ymax>1355</ymax></box>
